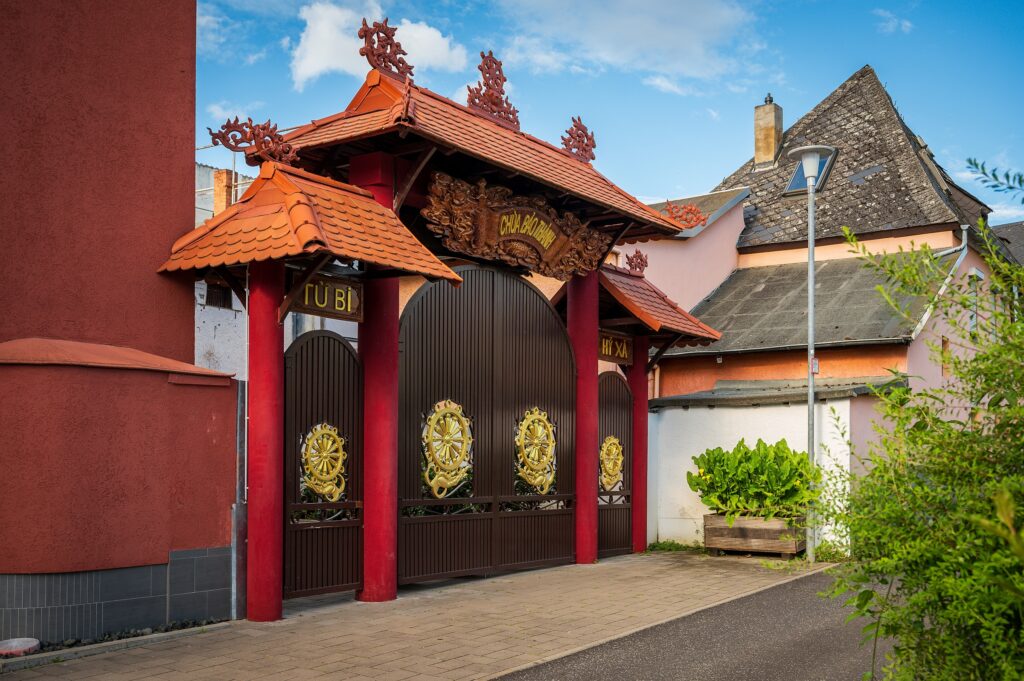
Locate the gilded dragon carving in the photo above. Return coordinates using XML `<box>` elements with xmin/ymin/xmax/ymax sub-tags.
<box><xmin>421</xmin><ymin>172</ymin><xmax>612</xmax><ymax>281</ymax></box>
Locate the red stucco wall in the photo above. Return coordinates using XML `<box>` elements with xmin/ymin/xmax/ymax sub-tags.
<box><xmin>0</xmin><ymin>1</ymin><xmax>196</xmax><ymax>361</ymax></box>
<box><xmin>0</xmin><ymin>366</ymin><xmax>236</xmax><ymax>573</ymax></box>
<box><xmin>0</xmin><ymin>3</ymin><xmax>239</xmax><ymax>574</ymax></box>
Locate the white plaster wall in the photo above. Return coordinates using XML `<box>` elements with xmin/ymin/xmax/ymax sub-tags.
<box><xmin>650</xmin><ymin>399</ymin><xmax>852</xmax><ymax>544</ymax></box>
<box><xmin>194</xmin><ymin>281</ymin><xmax>358</xmax><ymax>381</ymax></box>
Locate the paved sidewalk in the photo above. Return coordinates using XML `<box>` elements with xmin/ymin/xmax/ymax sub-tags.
<box><xmin>7</xmin><ymin>553</ymin><xmax>822</xmax><ymax>680</ymax></box>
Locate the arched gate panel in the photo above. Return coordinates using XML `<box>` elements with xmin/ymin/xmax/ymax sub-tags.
<box><xmin>283</xmin><ymin>330</ymin><xmax>362</xmax><ymax>597</ymax></box>
<box><xmin>598</xmin><ymin>371</ymin><xmax>632</xmax><ymax>557</ymax></box>
<box><xmin>399</xmin><ymin>267</ymin><xmax>576</xmax><ymax>583</ymax></box>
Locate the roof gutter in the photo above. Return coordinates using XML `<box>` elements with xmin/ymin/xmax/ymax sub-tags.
<box><xmin>912</xmin><ymin>223</ymin><xmax>969</xmax><ymax>339</ymax></box>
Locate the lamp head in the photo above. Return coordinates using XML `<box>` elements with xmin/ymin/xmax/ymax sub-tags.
<box><xmin>787</xmin><ymin>144</ymin><xmax>833</xmax><ymax>183</ymax></box>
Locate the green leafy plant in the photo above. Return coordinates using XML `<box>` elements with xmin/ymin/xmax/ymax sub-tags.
<box><xmin>686</xmin><ymin>438</ymin><xmax>820</xmax><ymax>523</ymax></box>
<box><xmin>820</xmin><ymin>222</ymin><xmax>1024</xmax><ymax>680</ymax></box>
<box><xmin>646</xmin><ymin>539</ymin><xmax>706</xmax><ymax>553</ymax></box>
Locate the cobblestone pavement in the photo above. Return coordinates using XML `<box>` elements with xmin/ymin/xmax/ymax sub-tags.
<box><xmin>7</xmin><ymin>553</ymin><xmax>824</xmax><ymax>680</ymax></box>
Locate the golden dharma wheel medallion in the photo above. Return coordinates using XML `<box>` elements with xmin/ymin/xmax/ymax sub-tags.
<box><xmin>599</xmin><ymin>435</ymin><xmax>624</xmax><ymax>491</ymax></box>
<box><xmin>302</xmin><ymin>423</ymin><xmax>347</xmax><ymax>502</ymax></box>
<box><xmin>515</xmin><ymin>407</ymin><xmax>556</xmax><ymax>494</ymax></box>
<box><xmin>422</xmin><ymin>400</ymin><xmax>473</xmax><ymax>499</ymax></box>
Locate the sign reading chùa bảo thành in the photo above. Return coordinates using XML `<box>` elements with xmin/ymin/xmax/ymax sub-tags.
<box><xmin>291</xmin><ymin>275</ymin><xmax>363</xmax><ymax>323</ymax></box>
<box><xmin>420</xmin><ymin>171</ymin><xmax>613</xmax><ymax>281</ymax></box>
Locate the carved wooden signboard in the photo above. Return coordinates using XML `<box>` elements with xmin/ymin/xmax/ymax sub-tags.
<box><xmin>599</xmin><ymin>330</ymin><xmax>633</xmax><ymax>365</ymax></box>
<box><xmin>291</xmin><ymin>275</ymin><xmax>364</xmax><ymax>322</ymax></box>
<box><xmin>421</xmin><ymin>172</ymin><xmax>613</xmax><ymax>280</ymax></box>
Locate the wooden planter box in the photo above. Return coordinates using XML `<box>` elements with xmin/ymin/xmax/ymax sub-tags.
<box><xmin>703</xmin><ymin>514</ymin><xmax>806</xmax><ymax>559</ymax></box>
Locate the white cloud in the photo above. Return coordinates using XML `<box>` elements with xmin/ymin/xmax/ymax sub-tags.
<box><xmin>496</xmin><ymin>0</ymin><xmax>751</xmax><ymax>80</ymax></box>
<box><xmin>197</xmin><ymin>3</ymin><xmax>236</xmax><ymax>58</ymax></box>
<box><xmin>451</xmin><ymin>82</ymin><xmax>473</xmax><ymax>104</ymax></box>
<box><xmin>873</xmin><ymin>9</ymin><xmax>913</xmax><ymax>34</ymax></box>
<box><xmin>642</xmin><ymin>75</ymin><xmax>697</xmax><ymax>96</ymax></box>
<box><xmin>396</xmin><ymin>19</ymin><xmax>468</xmax><ymax>72</ymax></box>
<box><xmin>206</xmin><ymin>100</ymin><xmax>266</xmax><ymax>121</ymax></box>
<box><xmin>245</xmin><ymin>50</ymin><xmax>267</xmax><ymax>65</ymax></box>
<box><xmin>280</xmin><ymin>36</ymin><xmax>292</xmax><ymax>50</ymax></box>
<box><xmin>290</xmin><ymin>2</ymin><xmax>383</xmax><ymax>91</ymax></box>
<box><xmin>706</xmin><ymin>108</ymin><xmax>720</xmax><ymax>120</ymax></box>
<box><xmin>988</xmin><ymin>202</ymin><xmax>1024</xmax><ymax>224</ymax></box>
<box><xmin>289</xmin><ymin>2</ymin><xmax>468</xmax><ymax>91</ymax></box>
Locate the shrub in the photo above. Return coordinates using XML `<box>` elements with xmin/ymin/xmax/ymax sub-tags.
<box><xmin>686</xmin><ymin>438</ymin><xmax>820</xmax><ymax>523</ymax></box>
<box><xmin>819</xmin><ymin>224</ymin><xmax>1024</xmax><ymax>679</ymax></box>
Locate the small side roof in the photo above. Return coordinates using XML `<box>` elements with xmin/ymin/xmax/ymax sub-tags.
<box><xmin>994</xmin><ymin>221</ymin><xmax>1024</xmax><ymax>263</ymax></box>
<box><xmin>598</xmin><ymin>265</ymin><xmax>721</xmax><ymax>344</ymax></box>
<box><xmin>646</xmin><ymin>187</ymin><xmax>749</xmax><ymax>237</ymax></box>
<box><xmin>162</xmin><ymin>162</ymin><xmax>460</xmax><ymax>283</ymax></box>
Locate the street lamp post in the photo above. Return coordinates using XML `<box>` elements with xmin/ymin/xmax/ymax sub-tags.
<box><xmin>787</xmin><ymin>144</ymin><xmax>832</xmax><ymax>564</ymax></box>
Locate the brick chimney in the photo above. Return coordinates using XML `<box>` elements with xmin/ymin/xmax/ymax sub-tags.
<box><xmin>212</xmin><ymin>168</ymin><xmax>234</xmax><ymax>215</ymax></box>
<box><xmin>754</xmin><ymin>93</ymin><xmax>783</xmax><ymax>167</ymax></box>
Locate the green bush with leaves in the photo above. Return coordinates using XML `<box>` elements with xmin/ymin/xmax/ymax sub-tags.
<box><xmin>820</xmin><ymin>223</ymin><xmax>1024</xmax><ymax>680</ymax></box>
<box><xmin>686</xmin><ymin>438</ymin><xmax>820</xmax><ymax>523</ymax></box>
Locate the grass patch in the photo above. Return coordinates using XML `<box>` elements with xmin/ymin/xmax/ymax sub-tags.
<box><xmin>646</xmin><ymin>539</ymin><xmax>706</xmax><ymax>554</ymax></box>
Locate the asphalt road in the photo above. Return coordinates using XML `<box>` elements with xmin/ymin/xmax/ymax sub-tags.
<box><xmin>498</xmin><ymin>571</ymin><xmax>891</xmax><ymax>681</ymax></box>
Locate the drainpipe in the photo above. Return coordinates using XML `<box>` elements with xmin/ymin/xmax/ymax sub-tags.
<box><xmin>912</xmin><ymin>224</ymin><xmax>969</xmax><ymax>339</ymax></box>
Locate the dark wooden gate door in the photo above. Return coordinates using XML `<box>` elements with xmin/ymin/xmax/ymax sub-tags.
<box><xmin>598</xmin><ymin>371</ymin><xmax>632</xmax><ymax>557</ymax></box>
<box><xmin>283</xmin><ymin>330</ymin><xmax>362</xmax><ymax>597</ymax></box>
<box><xmin>398</xmin><ymin>267</ymin><xmax>576</xmax><ymax>583</ymax></box>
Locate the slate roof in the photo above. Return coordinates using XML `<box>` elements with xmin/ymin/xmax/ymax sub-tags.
<box><xmin>713</xmin><ymin>65</ymin><xmax>989</xmax><ymax>249</ymax></box>
<box><xmin>663</xmin><ymin>256</ymin><xmax>936</xmax><ymax>357</ymax></box>
<box><xmin>598</xmin><ymin>265</ymin><xmax>720</xmax><ymax>343</ymax></box>
<box><xmin>649</xmin><ymin>376</ymin><xmax>906</xmax><ymax>409</ymax></box>
<box><xmin>283</xmin><ymin>70</ymin><xmax>683</xmax><ymax>240</ymax></box>
<box><xmin>994</xmin><ymin>221</ymin><xmax>1024</xmax><ymax>263</ymax></box>
<box><xmin>162</xmin><ymin>162</ymin><xmax>461</xmax><ymax>283</ymax></box>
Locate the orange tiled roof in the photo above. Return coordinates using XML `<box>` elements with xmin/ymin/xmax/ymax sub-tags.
<box><xmin>283</xmin><ymin>71</ymin><xmax>683</xmax><ymax>240</ymax></box>
<box><xmin>161</xmin><ymin>162</ymin><xmax>460</xmax><ymax>283</ymax></box>
<box><xmin>599</xmin><ymin>265</ymin><xmax>721</xmax><ymax>345</ymax></box>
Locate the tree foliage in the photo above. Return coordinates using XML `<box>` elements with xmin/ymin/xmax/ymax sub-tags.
<box><xmin>968</xmin><ymin>158</ymin><xmax>1024</xmax><ymax>203</ymax></box>
<box><xmin>823</xmin><ymin>223</ymin><xmax>1024</xmax><ymax>680</ymax></box>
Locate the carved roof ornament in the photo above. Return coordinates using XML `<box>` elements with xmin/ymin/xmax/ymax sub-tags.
<box><xmin>664</xmin><ymin>201</ymin><xmax>709</xmax><ymax>230</ymax></box>
<box><xmin>208</xmin><ymin>117</ymin><xmax>298</xmax><ymax>167</ymax></box>
<box><xmin>421</xmin><ymin>171</ymin><xmax>612</xmax><ymax>280</ymax></box>
<box><xmin>358</xmin><ymin>17</ymin><xmax>414</xmax><ymax>80</ymax></box>
<box><xmin>561</xmin><ymin>117</ymin><xmax>596</xmax><ymax>162</ymax></box>
<box><xmin>467</xmin><ymin>51</ymin><xmax>520</xmax><ymax>130</ymax></box>
<box><xmin>625</xmin><ymin>249</ymin><xmax>648</xmax><ymax>274</ymax></box>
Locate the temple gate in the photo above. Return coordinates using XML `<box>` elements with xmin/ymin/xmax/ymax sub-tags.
<box><xmin>597</xmin><ymin>371</ymin><xmax>633</xmax><ymax>557</ymax></box>
<box><xmin>283</xmin><ymin>330</ymin><xmax>363</xmax><ymax>597</ymax></box>
<box><xmin>398</xmin><ymin>267</ymin><xmax>576</xmax><ymax>582</ymax></box>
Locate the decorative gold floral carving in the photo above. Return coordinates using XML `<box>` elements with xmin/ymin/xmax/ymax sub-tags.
<box><xmin>422</xmin><ymin>400</ymin><xmax>473</xmax><ymax>499</ymax></box>
<box><xmin>302</xmin><ymin>423</ymin><xmax>347</xmax><ymax>502</ymax></box>
<box><xmin>599</xmin><ymin>435</ymin><xmax>625</xmax><ymax>492</ymax></box>
<box><xmin>516</xmin><ymin>408</ymin><xmax>557</xmax><ymax>495</ymax></box>
<box><xmin>421</xmin><ymin>172</ymin><xmax>613</xmax><ymax>280</ymax></box>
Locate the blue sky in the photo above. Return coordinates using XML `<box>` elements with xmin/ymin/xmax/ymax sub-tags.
<box><xmin>197</xmin><ymin>0</ymin><xmax>1024</xmax><ymax>223</ymax></box>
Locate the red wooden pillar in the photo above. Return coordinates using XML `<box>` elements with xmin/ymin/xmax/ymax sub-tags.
<box><xmin>246</xmin><ymin>258</ymin><xmax>285</xmax><ymax>621</ymax></box>
<box><xmin>628</xmin><ymin>335</ymin><xmax>650</xmax><ymax>553</ymax></box>
<box><xmin>568</xmin><ymin>271</ymin><xmax>599</xmax><ymax>564</ymax></box>
<box><xmin>351</xmin><ymin>152</ymin><xmax>399</xmax><ymax>602</ymax></box>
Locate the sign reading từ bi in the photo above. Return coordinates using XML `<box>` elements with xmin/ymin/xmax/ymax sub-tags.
<box><xmin>292</xmin><ymin>275</ymin><xmax>363</xmax><ymax>322</ymax></box>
